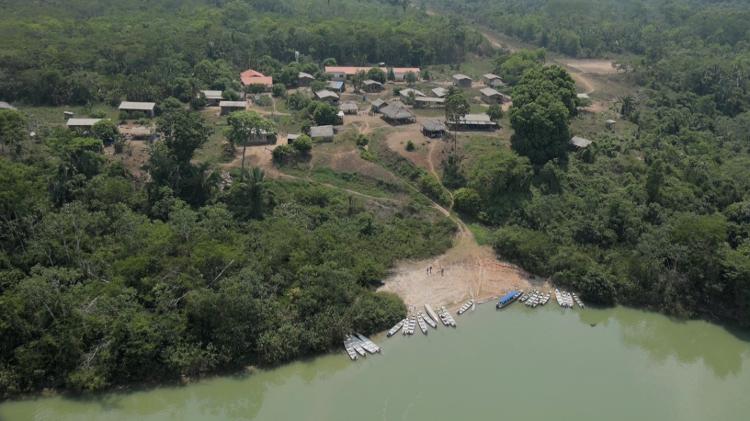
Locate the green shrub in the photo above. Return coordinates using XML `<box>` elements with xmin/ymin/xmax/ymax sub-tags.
<box><xmin>405</xmin><ymin>140</ymin><xmax>415</xmax><ymax>151</ymax></box>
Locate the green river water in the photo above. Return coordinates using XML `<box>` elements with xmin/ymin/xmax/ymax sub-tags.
<box><xmin>2</xmin><ymin>304</ymin><xmax>750</xmax><ymax>421</ymax></box>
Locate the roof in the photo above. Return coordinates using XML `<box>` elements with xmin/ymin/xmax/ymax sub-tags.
<box><xmin>432</xmin><ymin>87</ymin><xmax>449</xmax><ymax>97</ymax></box>
<box><xmin>0</xmin><ymin>101</ymin><xmax>15</xmax><ymax>110</ymax></box>
<box><xmin>422</xmin><ymin>120</ymin><xmax>446</xmax><ymax>132</ymax></box>
<box><xmin>363</xmin><ymin>79</ymin><xmax>383</xmax><ymax>86</ymax></box>
<box><xmin>327</xmin><ymin>80</ymin><xmax>345</xmax><ymax>90</ymax></box>
<box><xmin>219</xmin><ymin>101</ymin><xmax>247</xmax><ymax>108</ymax></box>
<box><xmin>339</xmin><ymin>101</ymin><xmax>359</xmax><ymax>112</ymax></box>
<box><xmin>380</xmin><ymin>103</ymin><xmax>415</xmax><ymax>120</ymax></box>
<box><xmin>371</xmin><ymin>98</ymin><xmax>387</xmax><ymax>107</ymax></box>
<box><xmin>287</xmin><ymin>133</ymin><xmax>301</xmax><ymax>140</ymax></box>
<box><xmin>453</xmin><ymin>113</ymin><xmax>496</xmax><ymax>126</ymax></box>
<box><xmin>577</xmin><ymin>93</ymin><xmax>590</xmax><ymax>100</ymax></box>
<box><xmin>240</xmin><ymin>69</ymin><xmax>273</xmax><ymax>86</ymax></box>
<box><xmin>325</xmin><ymin>66</ymin><xmax>383</xmax><ymax>75</ymax></box>
<box><xmin>452</xmin><ymin>74</ymin><xmax>472</xmax><ymax>81</ymax></box>
<box><xmin>480</xmin><ymin>87</ymin><xmax>501</xmax><ymax>97</ymax></box>
<box><xmin>119</xmin><ymin>101</ymin><xmax>156</xmax><ymax>111</ymax></box>
<box><xmin>310</xmin><ymin>125</ymin><xmax>334</xmax><ymax>138</ymax></box>
<box><xmin>66</xmin><ymin>118</ymin><xmax>102</xmax><ymax>127</ymax></box>
<box><xmin>391</xmin><ymin>67</ymin><xmax>421</xmax><ymax>74</ymax></box>
<box><xmin>414</xmin><ymin>96</ymin><xmax>446</xmax><ymax>103</ymax></box>
<box><xmin>570</xmin><ymin>136</ymin><xmax>593</xmax><ymax>148</ymax></box>
<box><xmin>483</xmin><ymin>73</ymin><xmax>501</xmax><ymax>80</ymax></box>
<box><xmin>201</xmin><ymin>90</ymin><xmax>223</xmax><ymax>100</ymax></box>
<box><xmin>315</xmin><ymin>90</ymin><xmax>340</xmax><ymax>100</ymax></box>
<box><xmin>399</xmin><ymin>88</ymin><xmax>426</xmax><ymax>98</ymax></box>
<box><xmin>606</xmin><ymin>119</ymin><xmax>616</xmax><ymax>124</ymax></box>
<box><xmin>298</xmin><ymin>72</ymin><xmax>315</xmax><ymax>79</ymax></box>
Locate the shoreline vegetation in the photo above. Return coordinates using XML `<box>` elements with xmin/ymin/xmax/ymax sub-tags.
<box><xmin>2</xmin><ymin>0</ymin><xmax>750</xmax><ymax>400</ymax></box>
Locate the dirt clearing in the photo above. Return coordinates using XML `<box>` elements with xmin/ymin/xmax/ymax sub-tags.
<box><xmin>558</xmin><ymin>59</ymin><xmax>619</xmax><ymax>75</ymax></box>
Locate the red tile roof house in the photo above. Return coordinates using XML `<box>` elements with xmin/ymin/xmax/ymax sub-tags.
<box><xmin>240</xmin><ymin>69</ymin><xmax>273</xmax><ymax>91</ymax></box>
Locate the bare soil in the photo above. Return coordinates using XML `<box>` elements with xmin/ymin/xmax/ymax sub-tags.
<box><xmin>558</xmin><ymin>59</ymin><xmax>619</xmax><ymax>75</ymax></box>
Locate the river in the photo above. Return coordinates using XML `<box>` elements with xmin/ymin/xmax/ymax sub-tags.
<box><xmin>2</xmin><ymin>304</ymin><xmax>749</xmax><ymax>420</ymax></box>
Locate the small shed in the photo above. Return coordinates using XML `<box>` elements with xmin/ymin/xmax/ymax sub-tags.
<box><xmin>287</xmin><ymin>133</ymin><xmax>301</xmax><ymax>144</ymax></box>
<box><xmin>315</xmin><ymin>90</ymin><xmax>340</xmax><ymax>103</ymax></box>
<box><xmin>379</xmin><ymin>103</ymin><xmax>416</xmax><ymax>125</ymax></box>
<box><xmin>570</xmin><ymin>136</ymin><xmax>592</xmax><ymax>148</ymax></box>
<box><xmin>432</xmin><ymin>87</ymin><xmax>449</xmax><ymax>98</ymax></box>
<box><xmin>310</xmin><ymin>125</ymin><xmax>335</xmax><ymax>142</ymax></box>
<box><xmin>452</xmin><ymin>74</ymin><xmax>472</xmax><ymax>88</ymax></box>
<box><xmin>219</xmin><ymin>100</ymin><xmax>247</xmax><ymax>116</ymax></box>
<box><xmin>339</xmin><ymin>101</ymin><xmax>359</xmax><ymax>115</ymax></box>
<box><xmin>480</xmin><ymin>87</ymin><xmax>503</xmax><ymax>104</ymax></box>
<box><xmin>327</xmin><ymin>80</ymin><xmax>346</xmax><ymax>93</ymax></box>
<box><xmin>391</xmin><ymin>67</ymin><xmax>421</xmax><ymax>81</ymax></box>
<box><xmin>248</xmin><ymin>129</ymin><xmax>277</xmax><ymax>145</ymax></box>
<box><xmin>414</xmin><ymin>97</ymin><xmax>445</xmax><ymax>108</ymax></box>
<box><xmin>0</xmin><ymin>101</ymin><xmax>15</xmax><ymax>110</ymax></box>
<box><xmin>298</xmin><ymin>72</ymin><xmax>315</xmax><ymax>86</ymax></box>
<box><xmin>201</xmin><ymin>90</ymin><xmax>223</xmax><ymax>106</ymax></box>
<box><xmin>482</xmin><ymin>73</ymin><xmax>505</xmax><ymax>87</ymax></box>
<box><xmin>605</xmin><ymin>119</ymin><xmax>616</xmax><ymax>130</ymax></box>
<box><xmin>448</xmin><ymin>113</ymin><xmax>498</xmax><ymax>131</ymax></box>
<box><xmin>119</xmin><ymin>101</ymin><xmax>156</xmax><ymax>117</ymax></box>
<box><xmin>422</xmin><ymin>120</ymin><xmax>447</xmax><ymax>138</ymax></box>
<box><xmin>371</xmin><ymin>98</ymin><xmax>388</xmax><ymax>113</ymax></box>
<box><xmin>363</xmin><ymin>79</ymin><xmax>384</xmax><ymax>92</ymax></box>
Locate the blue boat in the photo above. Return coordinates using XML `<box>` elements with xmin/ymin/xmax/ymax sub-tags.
<box><xmin>496</xmin><ymin>290</ymin><xmax>521</xmax><ymax>309</ymax></box>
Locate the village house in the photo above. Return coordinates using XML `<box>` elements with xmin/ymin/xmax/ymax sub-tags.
<box><xmin>370</xmin><ymin>98</ymin><xmax>388</xmax><ymax>113</ymax></box>
<box><xmin>315</xmin><ymin>89</ymin><xmax>340</xmax><ymax>104</ymax></box>
<box><xmin>325</xmin><ymin>66</ymin><xmax>377</xmax><ymax>80</ymax></box>
<box><xmin>421</xmin><ymin>120</ymin><xmax>447</xmax><ymax>138</ymax></box>
<box><xmin>482</xmin><ymin>73</ymin><xmax>505</xmax><ymax>88</ymax></box>
<box><xmin>432</xmin><ymin>87</ymin><xmax>449</xmax><ymax>98</ymax></box>
<box><xmin>240</xmin><ymin>69</ymin><xmax>273</xmax><ymax>90</ymax></box>
<box><xmin>480</xmin><ymin>87</ymin><xmax>504</xmax><ymax>104</ymax></box>
<box><xmin>219</xmin><ymin>100</ymin><xmax>247</xmax><ymax>116</ymax></box>
<box><xmin>201</xmin><ymin>90</ymin><xmax>223</xmax><ymax>106</ymax></box>
<box><xmin>327</xmin><ymin>80</ymin><xmax>346</xmax><ymax>93</ymax></box>
<box><xmin>448</xmin><ymin>113</ymin><xmax>498</xmax><ymax>131</ymax></box>
<box><xmin>362</xmin><ymin>79</ymin><xmax>384</xmax><ymax>92</ymax></box>
<box><xmin>298</xmin><ymin>72</ymin><xmax>315</xmax><ymax>86</ymax></box>
<box><xmin>452</xmin><ymin>74</ymin><xmax>472</xmax><ymax>88</ymax></box>
<box><xmin>399</xmin><ymin>88</ymin><xmax>426</xmax><ymax>100</ymax></box>
<box><xmin>118</xmin><ymin>101</ymin><xmax>156</xmax><ymax>118</ymax></box>
<box><xmin>66</xmin><ymin>118</ymin><xmax>102</xmax><ymax>133</ymax></box>
<box><xmin>606</xmin><ymin>119</ymin><xmax>616</xmax><ymax>130</ymax></box>
<box><xmin>247</xmin><ymin>129</ymin><xmax>277</xmax><ymax>145</ymax></box>
<box><xmin>379</xmin><ymin>103</ymin><xmax>416</xmax><ymax>125</ymax></box>
<box><xmin>391</xmin><ymin>67</ymin><xmax>421</xmax><ymax>81</ymax></box>
<box><xmin>570</xmin><ymin>136</ymin><xmax>592</xmax><ymax>149</ymax></box>
<box><xmin>310</xmin><ymin>125</ymin><xmax>335</xmax><ymax>142</ymax></box>
<box><xmin>414</xmin><ymin>96</ymin><xmax>445</xmax><ymax>108</ymax></box>
<box><xmin>339</xmin><ymin>101</ymin><xmax>359</xmax><ymax>115</ymax></box>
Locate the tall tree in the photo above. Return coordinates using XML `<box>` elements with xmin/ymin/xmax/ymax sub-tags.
<box><xmin>226</xmin><ymin>111</ymin><xmax>275</xmax><ymax>175</ymax></box>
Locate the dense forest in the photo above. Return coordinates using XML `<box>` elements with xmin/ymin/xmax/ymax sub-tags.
<box><xmin>0</xmin><ymin>0</ymin><xmax>486</xmax><ymax>106</ymax></box>
<box><xmin>435</xmin><ymin>0</ymin><xmax>750</xmax><ymax>325</ymax></box>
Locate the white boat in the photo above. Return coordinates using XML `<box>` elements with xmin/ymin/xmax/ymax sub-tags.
<box><xmin>387</xmin><ymin>320</ymin><xmax>404</xmax><ymax>337</ymax></box>
<box><xmin>457</xmin><ymin>299</ymin><xmax>474</xmax><ymax>315</ymax></box>
<box><xmin>356</xmin><ymin>333</ymin><xmax>381</xmax><ymax>353</ymax></box>
<box><xmin>343</xmin><ymin>338</ymin><xmax>358</xmax><ymax>360</ymax></box>
<box><xmin>424</xmin><ymin>304</ymin><xmax>440</xmax><ymax>327</ymax></box>
<box><xmin>440</xmin><ymin>306</ymin><xmax>456</xmax><ymax>327</ymax></box>
<box><xmin>422</xmin><ymin>312</ymin><xmax>437</xmax><ymax>328</ymax></box>
<box><xmin>417</xmin><ymin>313</ymin><xmax>428</xmax><ymax>334</ymax></box>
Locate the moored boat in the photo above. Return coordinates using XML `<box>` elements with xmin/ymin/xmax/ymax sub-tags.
<box><xmin>496</xmin><ymin>290</ymin><xmax>521</xmax><ymax>309</ymax></box>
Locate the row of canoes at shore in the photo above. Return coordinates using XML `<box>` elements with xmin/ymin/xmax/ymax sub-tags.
<box><xmin>386</xmin><ymin>301</ymin><xmax>475</xmax><ymax>338</ymax></box>
<box><xmin>344</xmin><ymin>333</ymin><xmax>381</xmax><ymax>361</ymax></box>
<box><xmin>497</xmin><ymin>289</ymin><xmax>585</xmax><ymax>309</ymax></box>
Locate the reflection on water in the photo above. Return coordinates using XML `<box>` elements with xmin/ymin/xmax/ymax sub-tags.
<box><xmin>1</xmin><ymin>305</ymin><xmax>749</xmax><ymax>421</ymax></box>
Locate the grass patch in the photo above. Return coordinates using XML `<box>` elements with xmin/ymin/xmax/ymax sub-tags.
<box><xmin>467</xmin><ymin>222</ymin><xmax>494</xmax><ymax>246</ymax></box>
